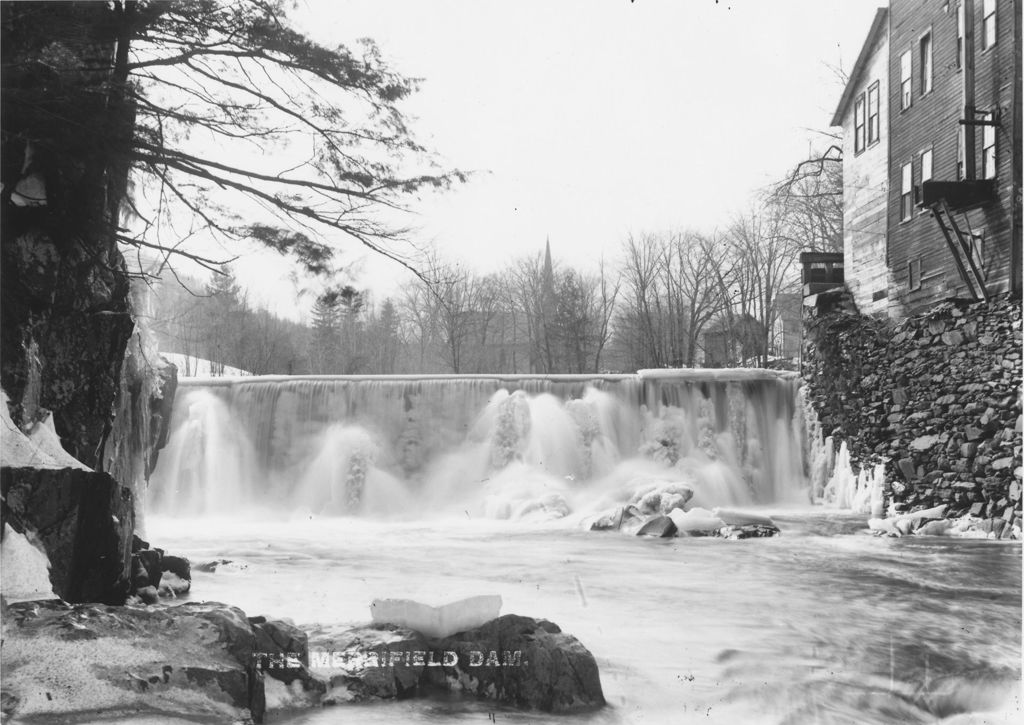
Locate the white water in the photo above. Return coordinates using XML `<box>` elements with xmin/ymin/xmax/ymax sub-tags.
<box><xmin>146</xmin><ymin>514</ymin><xmax>1022</xmax><ymax>724</ymax></box>
<box><xmin>149</xmin><ymin>370</ymin><xmax>809</xmax><ymax>519</ymax></box>
<box><xmin>145</xmin><ymin>370</ymin><xmax>1022</xmax><ymax>724</ymax></box>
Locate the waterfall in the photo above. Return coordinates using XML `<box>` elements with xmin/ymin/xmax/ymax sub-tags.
<box><xmin>148</xmin><ymin>370</ymin><xmax>809</xmax><ymax>519</ymax></box>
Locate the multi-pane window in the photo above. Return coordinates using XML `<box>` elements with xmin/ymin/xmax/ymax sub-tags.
<box><xmin>900</xmin><ymin>51</ymin><xmax>912</xmax><ymax>110</ymax></box>
<box><xmin>867</xmin><ymin>82</ymin><xmax>880</xmax><ymax>144</ymax></box>
<box><xmin>919</xmin><ymin>32</ymin><xmax>932</xmax><ymax>94</ymax></box>
<box><xmin>956</xmin><ymin>4</ymin><xmax>965</xmax><ymax>69</ymax></box>
<box><xmin>981</xmin><ymin>111</ymin><xmax>996</xmax><ymax>178</ymax></box>
<box><xmin>983</xmin><ymin>0</ymin><xmax>997</xmax><ymax>50</ymax></box>
<box><xmin>901</xmin><ymin>162</ymin><xmax>913</xmax><ymax>221</ymax></box>
<box><xmin>854</xmin><ymin>95</ymin><xmax>866</xmax><ymax>153</ymax></box>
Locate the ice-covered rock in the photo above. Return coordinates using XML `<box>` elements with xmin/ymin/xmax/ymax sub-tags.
<box><xmin>424</xmin><ymin>614</ymin><xmax>605</xmax><ymax>713</ymax></box>
<box><xmin>2</xmin><ymin>600</ymin><xmax>266</xmax><ymax>723</ymax></box>
<box><xmin>636</xmin><ymin>515</ymin><xmax>677</xmax><ymax>538</ymax></box>
<box><xmin>668</xmin><ymin>506</ymin><xmax>725</xmax><ymax>535</ymax></box>
<box><xmin>370</xmin><ymin>595</ymin><xmax>502</xmax><ymax>639</ymax></box>
<box><xmin>0</xmin><ymin>524</ymin><xmax>55</xmax><ymax>602</ymax></box>
<box><xmin>713</xmin><ymin>508</ymin><xmax>777</xmax><ymax>528</ymax></box>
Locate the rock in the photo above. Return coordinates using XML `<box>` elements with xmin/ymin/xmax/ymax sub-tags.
<box><xmin>157</xmin><ymin>572</ymin><xmax>191</xmax><ymax>598</ymax></box>
<box><xmin>668</xmin><ymin>507</ymin><xmax>725</xmax><ymax>535</ymax></box>
<box><xmin>131</xmin><ymin>534</ymin><xmax>150</xmax><ymax>553</ymax></box>
<box><xmin>249</xmin><ymin>617</ymin><xmax>316</xmax><ymax>688</ymax></box>
<box><xmin>969</xmin><ymin>502</ymin><xmax>985</xmax><ymax>516</ymax></box>
<box><xmin>635</xmin><ymin>515</ymin><xmax>677</xmax><ymax>538</ymax></box>
<box><xmin>136</xmin><ymin>585</ymin><xmax>159</xmax><ymax>604</ymax></box>
<box><xmin>196</xmin><ymin>559</ymin><xmax>232</xmax><ymax>572</ymax></box>
<box><xmin>370</xmin><ymin>596</ymin><xmax>502</xmax><ymax>640</ymax></box>
<box><xmin>310</xmin><ymin>623</ymin><xmax>428</xmax><ymax>701</ymax></box>
<box><xmin>941</xmin><ymin>330</ymin><xmax>964</xmax><ymax>346</ymax></box>
<box><xmin>718</xmin><ymin>524</ymin><xmax>780</xmax><ymax>539</ymax></box>
<box><xmin>898</xmin><ymin>458</ymin><xmax>918</xmax><ymax>481</ymax></box>
<box><xmin>1010</xmin><ymin>482</ymin><xmax>1022</xmax><ymax>502</ymax></box>
<box><xmin>713</xmin><ymin>508</ymin><xmax>777</xmax><ymax>528</ymax></box>
<box><xmin>133</xmin><ymin>549</ymin><xmax>163</xmax><ymax>590</ymax></box>
<box><xmin>991</xmin><ymin>457</ymin><xmax>1014</xmax><ymax>471</ymax></box>
<box><xmin>425</xmin><ymin>614</ymin><xmax>605</xmax><ymax>713</ymax></box>
<box><xmin>0</xmin><ymin>467</ymin><xmax>132</xmax><ymax>604</ymax></box>
<box><xmin>909</xmin><ymin>435</ymin><xmax>939</xmax><ymax>451</ymax></box>
<box><xmin>161</xmin><ymin>554</ymin><xmax>191</xmax><ymax>581</ymax></box>
<box><xmin>1</xmin><ymin>600</ymin><xmax>264</xmax><ymax>723</ymax></box>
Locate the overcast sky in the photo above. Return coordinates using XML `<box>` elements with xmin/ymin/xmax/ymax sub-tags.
<box><xmin>217</xmin><ymin>0</ymin><xmax>884</xmax><ymax>313</ymax></box>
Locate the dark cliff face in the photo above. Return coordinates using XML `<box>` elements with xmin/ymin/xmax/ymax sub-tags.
<box><xmin>1</xmin><ymin>3</ymin><xmax>171</xmax><ymax>605</ymax></box>
<box><xmin>2</xmin><ymin>2</ymin><xmax>136</xmax><ymax>467</ymax></box>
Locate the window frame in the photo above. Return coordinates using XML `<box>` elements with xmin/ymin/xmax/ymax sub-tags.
<box><xmin>956</xmin><ymin>3</ymin><xmax>965</xmax><ymax>69</ymax></box>
<box><xmin>918</xmin><ymin>147</ymin><xmax>933</xmax><ymax>213</ymax></box>
<box><xmin>980</xmin><ymin>111</ymin><xmax>996</xmax><ymax>178</ymax></box>
<box><xmin>867</xmin><ymin>81</ymin><xmax>880</xmax><ymax>145</ymax></box>
<box><xmin>900</xmin><ymin>51</ymin><xmax>913</xmax><ymax>110</ymax></box>
<box><xmin>982</xmin><ymin>0</ymin><xmax>997</xmax><ymax>50</ymax></box>
<box><xmin>919</xmin><ymin>30</ymin><xmax>933</xmax><ymax>96</ymax></box>
<box><xmin>854</xmin><ymin>93</ymin><xmax>866</xmax><ymax>154</ymax></box>
<box><xmin>900</xmin><ymin>162</ymin><xmax>914</xmax><ymax>222</ymax></box>
<box><xmin>957</xmin><ymin>125</ymin><xmax>965</xmax><ymax>180</ymax></box>
<box><xmin>908</xmin><ymin>258</ymin><xmax>922</xmax><ymax>291</ymax></box>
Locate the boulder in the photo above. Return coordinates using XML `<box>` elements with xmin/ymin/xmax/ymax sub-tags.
<box><xmin>1</xmin><ymin>466</ymin><xmax>132</xmax><ymax>604</ymax></box>
<box><xmin>635</xmin><ymin>515</ymin><xmax>677</xmax><ymax>538</ymax></box>
<box><xmin>2</xmin><ymin>600</ymin><xmax>265</xmax><ymax>723</ymax></box>
<box><xmin>424</xmin><ymin>614</ymin><xmax>605</xmax><ymax>713</ymax></box>
<box><xmin>668</xmin><ymin>507</ymin><xmax>725</xmax><ymax>536</ymax></box>
<box><xmin>161</xmin><ymin>554</ymin><xmax>191</xmax><ymax>581</ymax></box>
<box><xmin>309</xmin><ymin>623</ymin><xmax>429</xmax><ymax>702</ymax></box>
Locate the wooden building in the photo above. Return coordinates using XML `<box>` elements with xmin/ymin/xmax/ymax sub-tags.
<box><xmin>834</xmin><ymin>0</ymin><xmax>1021</xmax><ymax>317</ymax></box>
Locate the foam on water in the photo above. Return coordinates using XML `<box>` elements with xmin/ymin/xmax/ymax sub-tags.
<box><xmin>149</xmin><ymin>370</ymin><xmax>809</xmax><ymax>520</ymax></box>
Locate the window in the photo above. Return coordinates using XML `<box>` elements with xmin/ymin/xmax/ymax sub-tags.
<box><xmin>920</xmin><ymin>32</ymin><xmax>932</xmax><ymax>95</ymax></box>
<box><xmin>983</xmin><ymin>0</ymin><xmax>997</xmax><ymax>49</ymax></box>
<box><xmin>854</xmin><ymin>94</ymin><xmax>866</xmax><ymax>153</ymax></box>
<box><xmin>901</xmin><ymin>162</ymin><xmax>913</xmax><ymax>221</ymax></box>
<box><xmin>956</xmin><ymin>4</ymin><xmax>965</xmax><ymax>69</ymax></box>
<box><xmin>900</xmin><ymin>51</ymin><xmax>912</xmax><ymax>110</ymax></box>
<box><xmin>957</xmin><ymin>125</ymin><xmax>965</xmax><ymax>179</ymax></box>
<box><xmin>970</xmin><ymin>231</ymin><xmax>986</xmax><ymax>272</ymax></box>
<box><xmin>981</xmin><ymin>111</ymin><xmax>996</xmax><ymax>178</ymax></box>
<box><xmin>867</xmin><ymin>82</ymin><xmax>880</xmax><ymax>144</ymax></box>
<box><xmin>918</xmin><ymin>148</ymin><xmax>933</xmax><ymax>210</ymax></box>
<box><xmin>908</xmin><ymin>258</ymin><xmax>922</xmax><ymax>291</ymax></box>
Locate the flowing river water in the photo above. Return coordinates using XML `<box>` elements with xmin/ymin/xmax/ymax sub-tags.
<box><xmin>144</xmin><ymin>372</ymin><xmax>1022</xmax><ymax>724</ymax></box>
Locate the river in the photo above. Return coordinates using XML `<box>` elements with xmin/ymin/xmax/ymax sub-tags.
<box><xmin>146</xmin><ymin>511</ymin><xmax>1022</xmax><ymax>725</ymax></box>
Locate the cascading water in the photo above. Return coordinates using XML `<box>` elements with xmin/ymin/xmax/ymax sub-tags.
<box><xmin>149</xmin><ymin>369</ymin><xmax>810</xmax><ymax>519</ymax></box>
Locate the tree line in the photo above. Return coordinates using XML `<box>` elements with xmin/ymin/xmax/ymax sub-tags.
<box><xmin>150</xmin><ymin>160</ymin><xmax>840</xmax><ymax>376</ymax></box>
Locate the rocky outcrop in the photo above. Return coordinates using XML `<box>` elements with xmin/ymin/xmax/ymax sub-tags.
<box><xmin>308</xmin><ymin>615</ymin><xmax>605</xmax><ymax>713</ymax></box>
<box><xmin>425</xmin><ymin>614</ymin><xmax>605</xmax><ymax>713</ymax></box>
<box><xmin>1</xmin><ymin>467</ymin><xmax>132</xmax><ymax>604</ymax></box>
<box><xmin>803</xmin><ymin>294</ymin><xmax>1023</xmax><ymax>519</ymax></box>
<box><xmin>1</xmin><ymin>600</ymin><xmax>266</xmax><ymax>723</ymax></box>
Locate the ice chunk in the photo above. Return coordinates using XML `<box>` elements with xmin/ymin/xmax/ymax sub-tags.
<box><xmin>669</xmin><ymin>507</ymin><xmax>725</xmax><ymax>534</ymax></box>
<box><xmin>712</xmin><ymin>508</ymin><xmax>776</xmax><ymax>528</ymax></box>
<box><xmin>370</xmin><ymin>595</ymin><xmax>502</xmax><ymax>639</ymax></box>
<box><xmin>1</xmin><ymin>523</ymin><xmax>56</xmax><ymax>602</ymax></box>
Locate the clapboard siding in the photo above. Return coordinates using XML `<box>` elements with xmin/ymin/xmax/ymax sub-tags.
<box><xmin>840</xmin><ymin>15</ymin><xmax>891</xmax><ymax>316</ymax></box>
<box><xmin>887</xmin><ymin>0</ymin><xmax>1020</xmax><ymax>315</ymax></box>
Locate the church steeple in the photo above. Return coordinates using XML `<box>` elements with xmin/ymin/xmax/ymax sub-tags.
<box><xmin>542</xmin><ymin>236</ymin><xmax>555</xmax><ymax>302</ymax></box>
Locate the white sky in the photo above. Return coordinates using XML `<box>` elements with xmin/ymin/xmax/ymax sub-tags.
<box><xmin>202</xmin><ymin>0</ymin><xmax>884</xmax><ymax>314</ymax></box>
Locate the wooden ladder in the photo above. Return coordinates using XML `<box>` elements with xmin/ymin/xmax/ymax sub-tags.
<box><xmin>930</xmin><ymin>198</ymin><xmax>988</xmax><ymax>301</ymax></box>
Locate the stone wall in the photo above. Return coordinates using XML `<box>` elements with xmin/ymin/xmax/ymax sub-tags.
<box><xmin>802</xmin><ymin>293</ymin><xmax>1022</xmax><ymax>517</ymax></box>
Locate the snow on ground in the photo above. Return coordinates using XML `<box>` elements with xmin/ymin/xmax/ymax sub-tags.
<box><xmin>160</xmin><ymin>352</ymin><xmax>251</xmax><ymax>378</ymax></box>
